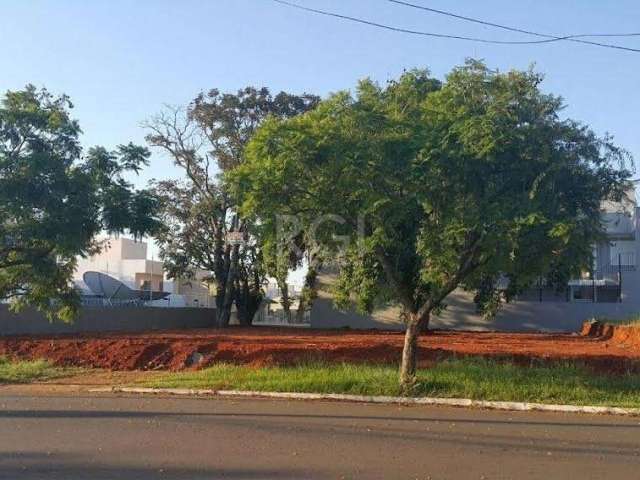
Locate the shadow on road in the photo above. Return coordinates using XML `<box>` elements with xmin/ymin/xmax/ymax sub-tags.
<box><xmin>0</xmin><ymin>452</ymin><xmax>310</xmax><ymax>480</ymax></box>
<box><xmin>0</xmin><ymin>408</ymin><xmax>636</xmax><ymax>429</ymax></box>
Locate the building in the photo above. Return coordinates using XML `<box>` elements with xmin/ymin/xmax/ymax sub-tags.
<box><xmin>253</xmin><ymin>280</ymin><xmax>310</xmax><ymax>326</ymax></box>
<box><xmin>75</xmin><ymin>237</ymin><xmax>164</xmax><ymax>293</ymax></box>
<box><xmin>74</xmin><ymin>237</ymin><xmax>215</xmax><ymax>308</ymax></box>
<box><xmin>309</xmin><ymin>190</ymin><xmax>640</xmax><ymax>332</ymax></box>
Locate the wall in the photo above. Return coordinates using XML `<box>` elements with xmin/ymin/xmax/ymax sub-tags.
<box><xmin>174</xmin><ymin>277</ymin><xmax>215</xmax><ymax>307</ymax></box>
<box><xmin>0</xmin><ymin>305</ymin><xmax>216</xmax><ymax>336</ymax></box>
<box><xmin>310</xmin><ymin>271</ymin><xmax>640</xmax><ymax>333</ymax></box>
<box><xmin>120</xmin><ymin>238</ymin><xmax>148</xmax><ymax>260</ymax></box>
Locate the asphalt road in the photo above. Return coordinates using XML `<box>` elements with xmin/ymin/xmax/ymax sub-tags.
<box><xmin>0</xmin><ymin>394</ymin><xmax>638</xmax><ymax>479</ymax></box>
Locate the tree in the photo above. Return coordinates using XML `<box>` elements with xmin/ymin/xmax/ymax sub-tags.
<box><xmin>0</xmin><ymin>86</ymin><xmax>161</xmax><ymax>320</ymax></box>
<box><xmin>250</xmin><ymin>211</ymin><xmax>328</xmax><ymax>323</ymax></box>
<box><xmin>232</xmin><ymin>186</ymin><xmax>333</xmax><ymax>323</ymax></box>
<box><xmin>234</xmin><ymin>63</ymin><xmax>632</xmax><ymax>390</ymax></box>
<box><xmin>146</xmin><ymin>87</ymin><xmax>319</xmax><ymax>326</ymax></box>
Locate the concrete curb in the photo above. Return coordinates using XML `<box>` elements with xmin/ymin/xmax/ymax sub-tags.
<box><xmin>88</xmin><ymin>387</ymin><xmax>640</xmax><ymax>417</ymax></box>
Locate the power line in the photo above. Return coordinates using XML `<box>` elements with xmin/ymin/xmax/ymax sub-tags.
<box><xmin>270</xmin><ymin>0</ymin><xmax>640</xmax><ymax>53</ymax></box>
<box><xmin>271</xmin><ymin>0</ymin><xmax>574</xmax><ymax>45</ymax></box>
<box><xmin>388</xmin><ymin>0</ymin><xmax>640</xmax><ymax>53</ymax></box>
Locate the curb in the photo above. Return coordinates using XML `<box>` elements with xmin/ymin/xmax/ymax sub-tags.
<box><xmin>88</xmin><ymin>387</ymin><xmax>640</xmax><ymax>417</ymax></box>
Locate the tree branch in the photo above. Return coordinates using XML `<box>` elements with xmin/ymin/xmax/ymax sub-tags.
<box><xmin>416</xmin><ymin>232</ymin><xmax>486</xmax><ymax>322</ymax></box>
<box><xmin>375</xmin><ymin>247</ymin><xmax>416</xmax><ymax>314</ymax></box>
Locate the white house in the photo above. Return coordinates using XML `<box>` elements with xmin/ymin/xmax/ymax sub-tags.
<box><xmin>74</xmin><ymin>237</ymin><xmax>214</xmax><ymax>308</ymax></box>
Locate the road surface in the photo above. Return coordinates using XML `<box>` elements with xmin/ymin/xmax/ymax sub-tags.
<box><xmin>0</xmin><ymin>393</ymin><xmax>638</xmax><ymax>479</ymax></box>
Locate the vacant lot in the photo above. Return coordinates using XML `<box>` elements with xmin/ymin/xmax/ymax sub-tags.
<box><xmin>0</xmin><ymin>326</ymin><xmax>638</xmax><ymax>373</ymax></box>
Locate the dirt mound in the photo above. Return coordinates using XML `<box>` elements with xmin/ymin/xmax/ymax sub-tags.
<box><xmin>581</xmin><ymin>320</ymin><xmax>640</xmax><ymax>350</ymax></box>
<box><xmin>0</xmin><ymin>326</ymin><xmax>639</xmax><ymax>373</ymax></box>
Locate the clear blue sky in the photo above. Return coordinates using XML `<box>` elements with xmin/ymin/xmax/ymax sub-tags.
<box><xmin>1</xmin><ymin>0</ymin><xmax>639</xmax><ymax>187</ymax></box>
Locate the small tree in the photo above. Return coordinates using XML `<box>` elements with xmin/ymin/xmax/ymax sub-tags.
<box><xmin>0</xmin><ymin>86</ymin><xmax>160</xmax><ymax>320</ymax></box>
<box><xmin>146</xmin><ymin>87</ymin><xmax>319</xmax><ymax>326</ymax></box>
<box><xmin>235</xmin><ymin>63</ymin><xmax>631</xmax><ymax>390</ymax></box>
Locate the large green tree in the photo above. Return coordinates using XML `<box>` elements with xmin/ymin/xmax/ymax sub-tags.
<box><xmin>234</xmin><ymin>62</ymin><xmax>632</xmax><ymax>390</ymax></box>
<box><xmin>146</xmin><ymin>87</ymin><xmax>319</xmax><ymax>326</ymax></box>
<box><xmin>0</xmin><ymin>86</ymin><xmax>160</xmax><ymax>320</ymax></box>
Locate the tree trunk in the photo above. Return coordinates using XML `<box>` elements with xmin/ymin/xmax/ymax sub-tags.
<box><xmin>216</xmin><ymin>304</ymin><xmax>231</xmax><ymax>327</ymax></box>
<box><xmin>399</xmin><ymin>311</ymin><xmax>430</xmax><ymax>393</ymax></box>
<box><xmin>295</xmin><ymin>264</ymin><xmax>318</xmax><ymax>323</ymax></box>
<box><xmin>217</xmin><ymin>284</ymin><xmax>235</xmax><ymax>327</ymax></box>
<box><xmin>217</xmin><ymin>244</ymin><xmax>239</xmax><ymax>327</ymax></box>
<box><xmin>233</xmin><ymin>278</ymin><xmax>247</xmax><ymax>326</ymax></box>
<box><xmin>242</xmin><ymin>293</ymin><xmax>262</xmax><ymax>326</ymax></box>
<box><xmin>215</xmin><ymin>279</ymin><xmax>231</xmax><ymax>327</ymax></box>
<box><xmin>235</xmin><ymin>278</ymin><xmax>263</xmax><ymax>326</ymax></box>
<box><xmin>277</xmin><ymin>279</ymin><xmax>291</xmax><ymax>322</ymax></box>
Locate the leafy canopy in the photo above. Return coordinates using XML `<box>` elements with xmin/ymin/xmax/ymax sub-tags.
<box><xmin>235</xmin><ymin>62</ymin><xmax>631</xmax><ymax>322</ymax></box>
<box><xmin>146</xmin><ymin>86</ymin><xmax>319</xmax><ymax>325</ymax></box>
<box><xmin>0</xmin><ymin>85</ymin><xmax>160</xmax><ymax>320</ymax></box>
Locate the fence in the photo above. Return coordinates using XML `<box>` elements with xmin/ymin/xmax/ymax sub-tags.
<box><xmin>252</xmin><ymin>304</ymin><xmax>311</xmax><ymax>326</ymax></box>
<box><xmin>80</xmin><ymin>293</ymin><xmax>216</xmax><ymax>309</ymax></box>
<box><xmin>517</xmin><ymin>266</ymin><xmax>628</xmax><ymax>304</ymax></box>
<box><xmin>0</xmin><ymin>305</ymin><xmax>216</xmax><ymax>336</ymax></box>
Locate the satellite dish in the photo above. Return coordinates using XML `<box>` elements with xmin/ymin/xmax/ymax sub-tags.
<box><xmin>82</xmin><ymin>271</ymin><xmax>170</xmax><ymax>301</ymax></box>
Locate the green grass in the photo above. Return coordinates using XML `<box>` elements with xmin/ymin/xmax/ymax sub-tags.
<box><xmin>597</xmin><ymin>314</ymin><xmax>640</xmax><ymax>326</ymax></box>
<box><xmin>142</xmin><ymin>358</ymin><xmax>640</xmax><ymax>408</ymax></box>
<box><xmin>0</xmin><ymin>357</ymin><xmax>78</xmax><ymax>384</ymax></box>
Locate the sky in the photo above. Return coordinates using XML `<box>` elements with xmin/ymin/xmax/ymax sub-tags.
<box><xmin>1</xmin><ymin>0</ymin><xmax>638</xmax><ymax>186</ymax></box>
<box><xmin>1</xmin><ymin>0</ymin><xmax>638</xmax><ymax>185</ymax></box>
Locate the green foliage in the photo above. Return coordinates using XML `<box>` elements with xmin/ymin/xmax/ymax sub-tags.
<box><xmin>147</xmin><ymin>87</ymin><xmax>319</xmax><ymax>326</ymax></box>
<box><xmin>234</xmin><ymin>61</ymin><xmax>632</xmax><ymax>324</ymax></box>
<box><xmin>332</xmin><ymin>240</ymin><xmax>386</xmax><ymax>314</ymax></box>
<box><xmin>0</xmin><ymin>357</ymin><xmax>78</xmax><ymax>384</ymax></box>
<box><xmin>596</xmin><ymin>315</ymin><xmax>640</xmax><ymax>327</ymax></box>
<box><xmin>0</xmin><ymin>85</ymin><xmax>161</xmax><ymax>320</ymax></box>
<box><xmin>190</xmin><ymin>86</ymin><xmax>320</xmax><ymax>172</ymax></box>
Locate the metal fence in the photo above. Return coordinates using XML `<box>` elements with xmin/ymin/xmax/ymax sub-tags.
<box><xmin>518</xmin><ymin>264</ymin><xmax>630</xmax><ymax>304</ymax></box>
<box><xmin>252</xmin><ymin>304</ymin><xmax>311</xmax><ymax>326</ymax></box>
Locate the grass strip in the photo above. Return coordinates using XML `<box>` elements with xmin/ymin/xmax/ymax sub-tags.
<box><xmin>597</xmin><ymin>315</ymin><xmax>640</xmax><ymax>326</ymax></box>
<box><xmin>0</xmin><ymin>357</ymin><xmax>78</xmax><ymax>384</ymax></box>
<box><xmin>141</xmin><ymin>358</ymin><xmax>640</xmax><ymax>409</ymax></box>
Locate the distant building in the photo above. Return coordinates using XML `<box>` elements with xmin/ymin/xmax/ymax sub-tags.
<box><xmin>74</xmin><ymin>237</ymin><xmax>214</xmax><ymax>308</ymax></box>
<box><xmin>566</xmin><ymin>195</ymin><xmax>636</xmax><ymax>303</ymax></box>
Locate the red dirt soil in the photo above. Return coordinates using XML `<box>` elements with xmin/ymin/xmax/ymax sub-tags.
<box><xmin>1</xmin><ymin>324</ymin><xmax>639</xmax><ymax>373</ymax></box>
<box><xmin>581</xmin><ymin>321</ymin><xmax>640</xmax><ymax>350</ymax></box>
